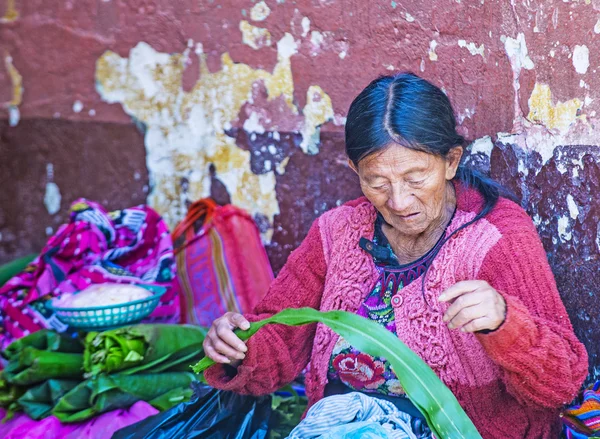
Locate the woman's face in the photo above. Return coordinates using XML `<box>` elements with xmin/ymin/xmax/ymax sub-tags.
<box><xmin>353</xmin><ymin>145</ymin><xmax>462</xmax><ymax>237</ymax></box>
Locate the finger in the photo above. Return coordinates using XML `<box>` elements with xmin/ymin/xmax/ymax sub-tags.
<box><xmin>229</xmin><ymin>313</ymin><xmax>250</xmax><ymax>331</ymax></box>
<box><xmin>438</xmin><ymin>280</ymin><xmax>488</xmax><ymax>302</ymax></box>
<box><xmin>213</xmin><ymin>338</ymin><xmax>246</xmax><ymax>360</ymax></box>
<box><xmin>447</xmin><ymin>304</ymin><xmax>485</xmax><ymax>330</ymax></box>
<box><xmin>216</xmin><ymin>325</ymin><xmax>248</xmax><ymax>353</ymax></box>
<box><xmin>461</xmin><ymin>316</ymin><xmax>495</xmax><ymax>333</ymax></box>
<box><xmin>443</xmin><ymin>290</ymin><xmax>487</xmax><ymax>322</ymax></box>
<box><xmin>204</xmin><ymin>344</ymin><xmax>231</xmax><ymax>364</ymax></box>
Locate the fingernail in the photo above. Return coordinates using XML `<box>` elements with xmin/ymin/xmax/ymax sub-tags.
<box><xmin>442</xmin><ymin>315</ymin><xmax>448</xmax><ymax>322</ymax></box>
<box><xmin>447</xmin><ymin>323</ymin><xmax>453</xmax><ymax>329</ymax></box>
<box><xmin>242</xmin><ymin>323</ymin><xmax>250</xmax><ymax>330</ymax></box>
<box><xmin>439</xmin><ymin>295</ymin><xmax>446</xmax><ymax>301</ymax></box>
<box><xmin>223</xmin><ymin>358</ymin><xmax>231</xmax><ymax>364</ymax></box>
<box><xmin>238</xmin><ymin>344</ymin><xmax>247</xmax><ymax>352</ymax></box>
<box><xmin>461</xmin><ymin>327</ymin><xmax>467</xmax><ymax>332</ymax></box>
<box><xmin>237</xmin><ymin>353</ymin><xmax>246</xmax><ymax>360</ymax></box>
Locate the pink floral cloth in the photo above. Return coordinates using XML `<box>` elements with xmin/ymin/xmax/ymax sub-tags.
<box><xmin>0</xmin><ymin>199</ymin><xmax>180</xmax><ymax>350</ymax></box>
<box><xmin>0</xmin><ymin>401</ymin><xmax>158</xmax><ymax>439</ymax></box>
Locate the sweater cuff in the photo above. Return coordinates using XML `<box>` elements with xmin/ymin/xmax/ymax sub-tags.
<box><xmin>476</xmin><ymin>294</ymin><xmax>538</xmax><ymax>356</ymax></box>
<box><xmin>203</xmin><ymin>362</ymin><xmax>256</xmax><ymax>393</ymax></box>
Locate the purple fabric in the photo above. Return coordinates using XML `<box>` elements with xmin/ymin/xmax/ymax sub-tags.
<box><xmin>0</xmin><ymin>401</ymin><xmax>158</xmax><ymax>439</ymax></box>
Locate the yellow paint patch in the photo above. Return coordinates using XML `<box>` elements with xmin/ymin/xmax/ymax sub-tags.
<box><xmin>527</xmin><ymin>83</ymin><xmax>583</xmax><ymax>132</ymax></box>
<box><xmin>301</xmin><ymin>86</ymin><xmax>334</xmax><ymax>154</ymax></box>
<box><xmin>96</xmin><ymin>35</ymin><xmax>333</xmax><ymax>239</ymax></box>
<box><xmin>240</xmin><ymin>20</ymin><xmax>272</xmax><ymax>50</ymax></box>
<box><xmin>4</xmin><ymin>54</ymin><xmax>22</xmax><ymax>107</ymax></box>
<box><xmin>1</xmin><ymin>0</ymin><xmax>19</xmax><ymax>23</ymax></box>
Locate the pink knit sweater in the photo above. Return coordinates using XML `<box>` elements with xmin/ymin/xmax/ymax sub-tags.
<box><xmin>205</xmin><ymin>184</ymin><xmax>588</xmax><ymax>439</ymax></box>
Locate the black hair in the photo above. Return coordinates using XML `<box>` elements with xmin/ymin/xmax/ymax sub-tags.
<box><xmin>345</xmin><ymin>73</ymin><xmax>515</xmax><ymax>304</ymax></box>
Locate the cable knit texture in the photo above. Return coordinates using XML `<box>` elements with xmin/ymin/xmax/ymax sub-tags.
<box><xmin>205</xmin><ymin>184</ymin><xmax>588</xmax><ymax>439</ymax></box>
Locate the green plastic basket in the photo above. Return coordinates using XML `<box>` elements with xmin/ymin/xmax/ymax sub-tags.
<box><xmin>47</xmin><ymin>284</ymin><xmax>167</xmax><ymax>331</ymax></box>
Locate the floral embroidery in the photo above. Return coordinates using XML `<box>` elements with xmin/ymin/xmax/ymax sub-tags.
<box><xmin>332</xmin><ymin>352</ymin><xmax>386</xmax><ymax>390</ymax></box>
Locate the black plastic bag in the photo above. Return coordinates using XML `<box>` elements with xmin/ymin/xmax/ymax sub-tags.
<box><xmin>111</xmin><ymin>381</ymin><xmax>272</xmax><ymax>439</ymax></box>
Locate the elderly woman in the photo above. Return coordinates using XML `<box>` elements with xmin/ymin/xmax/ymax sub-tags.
<box><xmin>203</xmin><ymin>73</ymin><xmax>588</xmax><ymax>438</ymax></box>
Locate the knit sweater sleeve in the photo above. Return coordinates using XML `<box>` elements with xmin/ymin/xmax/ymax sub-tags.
<box><xmin>203</xmin><ymin>219</ymin><xmax>327</xmax><ymax>395</ymax></box>
<box><xmin>476</xmin><ymin>203</ymin><xmax>588</xmax><ymax>408</ymax></box>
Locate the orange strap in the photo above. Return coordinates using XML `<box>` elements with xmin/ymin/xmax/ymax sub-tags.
<box><xmin>172</xmin><ymin>198</ymin><xmax>218</xmax><ymax>243</ymax></box>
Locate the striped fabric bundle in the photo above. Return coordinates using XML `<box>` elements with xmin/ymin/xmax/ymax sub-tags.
<box><xmin>172</xmin><ymin>198</ymin><xmax>273</xmax><ymax>327</ymax></box>
<box><xmin>562</xmin><ymin>381</ymin><xmax>600</xmax><ymax>438</ymax></box>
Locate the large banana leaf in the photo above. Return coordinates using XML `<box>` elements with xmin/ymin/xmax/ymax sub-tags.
<box><xmin>193</xmin><ymin>308</ymin><xmax>482</xmax><ymax>439</ymax></box>
<box><xmin>52</xmin><ymin>372</ymin><xmax>197</xmax><ymax>423</ymax></box>
<box><xmin>17</xmin><ymin>379</ymin><xmax>80</xmax><ymax>420</ymax></box>
<box><xmin>3</xmin><ymin>329</ymin><xmax>83</xmax><ymax>361</ymax></box>
<box><xmin>0</xmin><ymin>254</ymin><xmax>36</xmax><ymax>288</ymax></box>
<box><xmin>3</xmin><ymin>347</ymin><xmax>83</xmax><ymax>386</ymax></box>
<box><xmin>84</xmin><ymin>324</ymin><xmax>207</xmax><ymax>377</ymax></box>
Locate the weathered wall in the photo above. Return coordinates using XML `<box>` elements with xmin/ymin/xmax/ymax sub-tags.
<box><xmin>1</xmin><ymin>0</ymin><xmax>599</xmax><ymax>378</ymax></box>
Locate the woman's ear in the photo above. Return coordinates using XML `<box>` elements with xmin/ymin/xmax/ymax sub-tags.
<box><xmin>348</xmin><ymin>159</ymin><xmax>359</xmax><ymax>175</ymax></box>
<box><xmin>445</xmin><ymin>146</ymin><xmax>464</xmax><ymax>180</ymax></box>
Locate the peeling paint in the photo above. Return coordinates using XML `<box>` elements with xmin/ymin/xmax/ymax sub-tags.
<box><xmin>96</xmin><ymin>34</ymin><xmax>333</xmax><ymax>238</ymax></box>
<box><xmin>240</xmin><ymin>20</ymin><xmax>272</xmax><ymax>50</ymax></box>
<box><xmin>3</xmin><ymin>54</ymin><xmax>23</xmax><ymax>127</ymax></box>
<box><xmin>300</xmin><ymin>85</ymin><xmax>334</xmax><ymax>154</ymax></box>
<box><xmin>72</xmin><ymin>100</ymin><xmax>84</xmax><ymax>113</ymax></box>
<box><xmin>301</xmin><ymin>16</ymin><xmax>310</xmax><ymax>37</ymax></box>
<box><xmin>567</xmin><ymin>194</ymin><xmax>580</xmax><ymax>220</ymax></box>
<box><xmin>250</xmin><ymin>1</ymin><xmax>271</xmax><ymax>22</ymax></box>
<box><xmin>4</xmin><ymin>54</ymin><xmax>23</xmax><ymax>107</ymax></box>
<box><xmin>558</xmin><ymin>215</ymin><xmax>572</xmax><ymax>242</ymax></box>
<box><xmin>458</xmin><ymin>40</ymin><xmax>485</xmax><ymax>58</ymax></box>
<box><xmin>43</xmin><ymin>164</ymin><xmax>61</xmax><ymax>215</ymax></box>
<box><xmin>595</xmin><ymin>18</ymin><xmax>600</xmax><ymax>33</ymax></box>
<box><xmin>405</xmin><ymin>13</ymin><xmax>415</xmax><ymax>22</ymax></box>
<box><xmin>528</xmin><ymin>83</ymin><xmax>583</xmax><ymax>133</ymax></box>
<box><xmin>0</xmin><ymin>0</ymin><xmax>19</xmax><ymax>23</ymax></box>
<box><xmin>573</xmin><ymin>45</ymin><xmax>590</xmax><ymax>74</ymax></box>
<box><xmin>469</xmin><ymin>135</ymin><xmax>494</xmax><ymax>158</ymax></box>
<box><xmin>429</xmin><ymin>40</ymin><xmax>438</xmax><ymax>61</ymax></box>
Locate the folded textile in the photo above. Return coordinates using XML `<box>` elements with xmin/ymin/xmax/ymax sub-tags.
<box><xmin>0</xmin><ymin>199</ymin><xmax>180</xmax><ymax>349</ymax></box>
<box><xmin>84</xmin><ymin>324</ymin><xmax>206</xmax><ymax>377</ymax></box>
<box><xmin>52</xmin><ymin>372</ymin><xmax>196</xmax><ymax>423</ymax></box>
<box><xmin>3</xmin><ymin>330</ymin><xmax>83</xmax><ymax>361</ymax></box>
<box><xmin>17</xmin><ymin>379</ymin><xmax>80</xmax><ymax>420</ymax></box>
<box><xmin>563</xmin><ymin>380</ymin><xmax>600</xmax><ymax>438</ymax></box>
<box><xmin>0</xmin><ymin>401</ymin><xmax>159</xmax><ymax>439</ymax></box>
<box><xmin>4</xmin><ymin>347</ymin><xmax>83</xmax><ymax>385</ymax></box>
<box><xmin>287</xmin><ymin>392</ymin><xmax>426</xmax><ymax>439</ymax></box>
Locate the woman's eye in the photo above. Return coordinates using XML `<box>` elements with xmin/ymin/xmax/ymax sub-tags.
<box><xmin>408</xmin><ymin>179</ymin><xmax>425</xmax><ymax>186</ymax></box>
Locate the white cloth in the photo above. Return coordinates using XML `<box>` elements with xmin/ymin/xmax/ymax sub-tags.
<box><xmin>286</xmin><ymin>392</ymin><xmax>419</xmax><ymax>439</ymax></box>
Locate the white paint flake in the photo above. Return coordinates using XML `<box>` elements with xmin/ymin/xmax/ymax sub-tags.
<box><xmin>573</xmin><ymin>45</ymin><xmax>590</xmax><ymax>74</ymax></box>
<box><xmin>301</xmin><ymin>17</ymin><xmax>310</xmax><ymax>37</ymax></box>
<box><xmin>503</xmin><ymin>33</ymin><xmax>534</xmax><ymax>72</ymax></box>
<box><xmin>469</xmin><ymin>136</ymin><xmax>494</xmax><ymax>158</ymax></box>
<box><xmin>73</xmin><ymin>100</ymin><xmax>84</xmax><ymax>113</ymax></box>
<box><xmin>250</xmin><ymin>1</ymin><xmax>271</xmax><ymax>21</ymax></box>
<box><xmin>595</xmin><ymin>18</ymin><xmax>600</xmax><ymax>34</ymax></box>
<box><xmin>405</xmin><ymin>13</ymin><xmax>415</xmax><ymax>22</ymax></box>
<box><xmin>44</xmin><ymin>164</ymin><xmax>61</xmax><ymax>215</ymax></box>
<box><xmin>567</xmin><ymin>194</ymin><xmax>579</xmax><ymax>220</ymax></box>
<box><xmin>429</xmin><ymin>40</ymin><xmax>438</xmax><ymax>61</ymax></box>
<box><xmin>558</xmin><ymin>216</ymin><xmax>572</xmax><ymax>242</ymax></box>
<box><xmin>458</xmin><ymin>40</ymin><xmax>485</xmax><ymax>58</ymax></box>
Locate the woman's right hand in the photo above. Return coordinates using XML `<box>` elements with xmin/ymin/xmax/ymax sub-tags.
<box><xmin>203</xmin><ymin>312</ymin><xmax>250</xmax><ymax>365</ymax></box>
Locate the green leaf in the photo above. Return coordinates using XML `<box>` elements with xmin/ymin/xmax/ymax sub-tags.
<box><xmin>0</xmin><ymin>254</ymin><xmax>37</xmax><ymax>288</ymax></box>
<box><xmin>192</xmin><ymin>308</ymin><xmax>482</xmax><ymax>439</ymax></box>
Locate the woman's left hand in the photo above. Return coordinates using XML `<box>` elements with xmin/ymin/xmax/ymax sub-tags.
<box><xmin>439</xmin><ymin>280</ymin><xmax>506</xmax><ymax>333</ymax></box>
